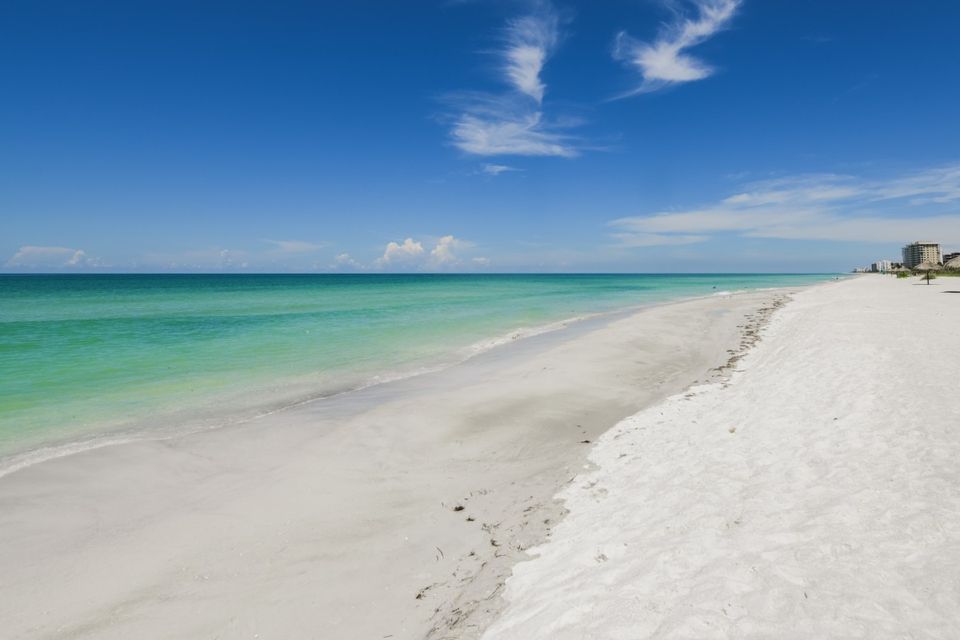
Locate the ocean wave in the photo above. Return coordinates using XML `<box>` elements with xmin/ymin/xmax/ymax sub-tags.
<box><xmin>0</xmin><ymin>313</ymin><xmax>596</xmax><ymax>479</ymax></box>
<box><xmin>458</xmin><ymin>315</ymin><xmax>590</xmax><ymax>357</ymax></box>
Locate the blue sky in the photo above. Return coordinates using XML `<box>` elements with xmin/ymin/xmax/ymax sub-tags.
<box><xmin>3</xmin><ymin>0</ymin><xmax>960</xmax><ymax>273</ymax></box>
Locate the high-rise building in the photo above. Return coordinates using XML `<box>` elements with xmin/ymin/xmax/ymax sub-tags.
<box><xmin>901</xmin><ymin>241</ymin><xmax>942</xmax><ymax>268</ymax></box>
<box><xmin>871</xmin><ymin>260</ymin><xmax>893</xmax><ymax>273</ymax></box>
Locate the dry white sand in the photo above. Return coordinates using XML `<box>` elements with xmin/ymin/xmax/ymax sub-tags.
<box><xmin>0</xmin><ymin>289</ymin><xmax>785</xmax><ymax>640</ymax></box>
<box><xmin>484</xmin><ymin>276</ymin><xmax>960</xmax><ymax>639</ymax></box>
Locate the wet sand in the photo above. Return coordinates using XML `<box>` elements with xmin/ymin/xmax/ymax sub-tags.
<box><xmin>0</xmin><ymin>289</ymin><xmax>791</xmax><ymax>640</ymax></box>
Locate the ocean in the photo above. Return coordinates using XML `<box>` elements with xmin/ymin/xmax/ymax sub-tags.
<box><xmin>0</xmin><ymin>273</ymin><xmax>835</xmax><ymax>471</ymax></box>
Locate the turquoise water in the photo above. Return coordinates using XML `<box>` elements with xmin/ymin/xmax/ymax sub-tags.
<box><xmin>0</xmin><ymin>274</ymin><xmax>834</xmax><ymax>464</ymax></box>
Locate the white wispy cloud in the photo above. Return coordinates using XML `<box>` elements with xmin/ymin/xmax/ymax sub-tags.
<box><xmin>139</xmin><ymin>247</ymin><xmax>249</xmax><ymax>270</ymax></box>
<box><xmin>66</xmin><ymin>249</ymin><xmax>92</xmax><ymax>266</ymax></box>
<box><xmin>264</xmin><ymin>239</ymin><xmax>327</xmax><ymax>253</ymax></box>
<box><xmin>503</xmin><ymin>7</ymin><xmax>559</xmax><ymax>103</ymax></box>
<box><xmin>610</xmin><ymin>163</ymin><xmax>960</xmax><ymax>246</ymax></box>
<box><xmin>482</xmin><ymin>163</ymin><xmax>520</xmax><ymax>176</ymax></box>
<box><xmin>872</xmin><ymin>164</ymin><xmax>960</xmax><ymax>205</ymax></box>
<box><xmin>452</xmin><ymin>105</ymin><xmax>576</xmax><ymax>158</ymax></box>
<box><xmin>611</xmin><ymin>232</ymin><xmax>710</xmax><ymax>247</ymax></box>
<box><xmin>614</xmin><ymin>0</ymin><xmax>741</xmax><ymax>96</ymax></box>
<box><xmin>329</xmin><ymin>253</ymin><xmax>364</xmax><ymax>271</ymax></box>
<box><xmin>448</xmin><ymin>1</ymin><xmax>578</xmax><ymax>158</ymax></box>
<box><xmin>5</xmin><ymin>245</ymin><xmax>102</xmax><ymax>268</ymax></box>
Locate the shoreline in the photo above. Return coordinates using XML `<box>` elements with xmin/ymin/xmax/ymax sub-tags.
<box><xmin>483</xmin><ymin>275</ymin><xmax>960</xmax><ymax>638</ymax></box>
<box><xmin>0</xmin><ymin>284</ymin><xmax>809</xmax><ymax>480</ymax></box>
<box><xmin>0</xmin><ymin>284</ymin><xmax>814</xmax><ymax>639</ymax></box>
<box><xmin>427</xmin><ymin>288</ymin><xmax>796</xmax><ymax>640</ymax></box>
<box><xmin>0</xmin><ymin>307</ymin><xmax>600</xmax><ymax>480</ymax></box>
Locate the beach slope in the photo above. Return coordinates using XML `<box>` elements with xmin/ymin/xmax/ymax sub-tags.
<box><xmin>0</xmin><ymin>289</ymin><xmax>784</xmax><ymax>640</ymax></box>
<box><xmin>484</xmin><ymin>276</ymin><xmax>960</xmax><ymax>639</ymax></box>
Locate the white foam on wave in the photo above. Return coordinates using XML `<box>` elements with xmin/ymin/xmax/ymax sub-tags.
<box><xmin>0</xmin><ymin>434</ymin><xmax>145</xmax><ymax>480</ymax></box>
<box><xmin>458</xmin><ymin>315</ymin><xmax>591</xmax><ymax>357</ymax></box>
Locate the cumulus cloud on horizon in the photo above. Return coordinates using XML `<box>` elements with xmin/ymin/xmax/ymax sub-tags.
<box><xmin>370</xmin><ymin>235</ymin><xmax>485</xmax><ymax>270</ymax></box>
<box><xmin>377</xmin><ymin>238</ymin><xmax>426</xmax><ymax>265</ymax></box>
<box><xmin>323</xmin><ymin>252</ymin><xmax>368</xmax><ymax>272</ymax></box>
<box><xmin>430</xmin><ymin>235</ymin><xmax>469</xmax><ymax>264</ymax></box>
<box><xmin>5</xmin><ymin>245</ymin><xmax>102</xmax><ymax>269</ymax></box>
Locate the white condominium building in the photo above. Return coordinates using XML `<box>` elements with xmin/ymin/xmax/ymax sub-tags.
<box><xmin>901</xmin><ymin>241</ymin><xmax>942</xmax><ymax>268</ymax></box>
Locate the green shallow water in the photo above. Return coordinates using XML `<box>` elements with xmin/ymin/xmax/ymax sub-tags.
<box><xmin>0</xmin><ymin>273</ymin><xmax>835</xmax><ymax>463</ymax></box>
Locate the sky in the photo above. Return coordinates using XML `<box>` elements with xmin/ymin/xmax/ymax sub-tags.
<box><xmin>3</xmin><ymin>0</ymin><xmax>960</xmax><ymax>273</ymax></box>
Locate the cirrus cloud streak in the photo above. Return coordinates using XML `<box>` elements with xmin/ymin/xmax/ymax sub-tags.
<box><xmin>447</xmin><ymin>1</ymin><xmax>579</xmax><ymax>158</ymax></box>
<box><xmin>614</xmin><ymin>0</ymin><xmax>741</xmax><ymax>97</ymax></box>
<box><xmin>610</xmin><ymin>163</ymin><xmax>960</xmax><ymax>246</ymax></box>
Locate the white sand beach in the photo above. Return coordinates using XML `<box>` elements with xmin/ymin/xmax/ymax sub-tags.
<box><xmin>2</xmin><ymin>276</ymin><xmax>957</xmax><ymax>639</ymax></box>
<box><xmin>0</xmin><ymin>289</ymin><xmax>782</xmax><ymax>640</ymax></box>
<box><xmin>484</xmin><ymin>276</ymin><xmax>960</xmax><ymax>639</ymax></box>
